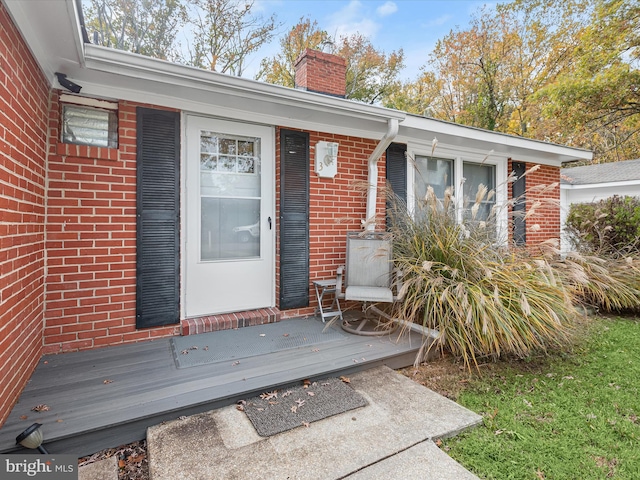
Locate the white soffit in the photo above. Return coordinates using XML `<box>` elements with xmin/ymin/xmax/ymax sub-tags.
<box><xmin>4</xmin><ymin>0</ymin><xmax>84</xmax><ymax>82</ymax></box>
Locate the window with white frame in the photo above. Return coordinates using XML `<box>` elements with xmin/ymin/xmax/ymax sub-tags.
<box><xmin>410</xmin><ymin>150</ymin><xmax>505</xmax><ymax>234</ymax></box>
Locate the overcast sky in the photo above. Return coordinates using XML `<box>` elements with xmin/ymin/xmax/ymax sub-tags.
<box><xmin>245</xmin><ymin>0</ymin><xmax>495</xmax><ymax>80</ymax></box>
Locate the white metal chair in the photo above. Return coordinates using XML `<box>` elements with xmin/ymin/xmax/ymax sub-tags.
<box><xmin>333</xmin><ymin>231</ymin><xmax>404</xmax><ymax>336</ymax></box>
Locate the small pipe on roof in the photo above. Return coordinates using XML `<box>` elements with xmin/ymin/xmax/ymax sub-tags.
<box><xmin>365</xmin><ymin>118</ymin><xmax>399</xmax><ymax>231</ymax></box>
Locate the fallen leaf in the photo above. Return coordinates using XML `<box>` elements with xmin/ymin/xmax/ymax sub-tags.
<box><xmin>435</xmin><ymin>439</ymin><xmax>442</xmax><ymax>447</ymax></box>
<box><xmin>282</xmin><ymin>390</ymin><xmax>292</xmax><ymax>397</ymax></box>
<box><xmin>352</xmin><ymin>359</ymin><xmax>359</xmax><ymax>363</ymax></box>
<box><xmin>260</xmin><ymin>390</ymin><xmax>278</xmax><ymax>400</ymax></box>
<box><xmin>321</xmin><ymin>382</ymin><xmax>330</xmax><ymax>386</ymax></box>
<box><xmin>231</xmin><ymin>361</ymin><xmax>240</xmax><ymax>366</ymax></box>
<box><xmin>31</xmin><ymin>404</ymin><xmax>49</xmax><ymax>412</ymax></box>
<box><xmin>302</xmin><ymin>422</ymin><xmax>310</xmax><ymax>428</ymax></box>
<box><xmin>56</xmin><ymin>419</ymin><xmax>64</xmax><ymax>423</ymax></box>
<box><xmin>283</xmin><ymin>333</ymin><xmax>289</xmax><ymax>337</ymax></box>
<box><xmin>339</xmin><ymin>376</ymin><xmax>351</xmax><ymax>384</ymax></box>
<box><xmin>236</xmin><ymin>404</ymin><xmax>245</xmax><ymax>411</ymax></box>
<box><xmin>118</xmin><ymin>459</ymin><xmax>126</xmax><ymax>469</ymax></box>
<box><xmin>203</xmin><ymin>346</ymin><xmax>209</xmax><ymax>351</ymax></box>
<box><xmin>307</xmin><ymin>391</ymin><xmax>315</xmax><ymax>396</ymax></box>
<box><xmin>103</xmin><ymin>379</ymin><xmax>113</xmax><ymax>384</ymax></box>
<box><xmin>295</xmin><ymin>399</ymin><xmax>306</xmax><ymax>408</ymax></box>
<box><xmin>259</xmin><ymin>334</ymin><xmax>266</xmax><ymax>337</ymax></box>
<box><xmin>291</xmin><ymin>405</ymin><xmax>297</xmax><ymax>413</ymax></box>
<box><xmin>19</xmin><ymin>415</ymin><xmax>28</xmax><ymax>421</ymax></box>
<box><xmin>536</xmin><ymin>468</ymin><xmax>545</xmax><ymax>479</ymax></box>
<box><xmin>190</xmin><ymin>346</ymin><xmax>198</xmax><ymax>350</ymax></box>
<box><xmin>302</xmin><ymin>379</ymin><xmax>311</xmax><ymax>388</ymax></box>
<box><xmin>128</xmin><ymin>454</ymin><xmax>146</xmax><ymax>464</ymax></box>
<box><xmin>257</xmin><ymin>408</ymin><xmax>264</xmax><ymax>412</ymax></box>
<box><xmin>43</xmin><ymin>361</ymin><xmax>48</xmax><ymax>364</ymax></box>
<box><xmin>180</xmin><ymin>350</ymin><xmax>189</xmax><ymax>355</ymax></box>
<box><xmin>311</xmin><ymin>348</ymin><xmax>320</xmax><ymax>352</ymax></box>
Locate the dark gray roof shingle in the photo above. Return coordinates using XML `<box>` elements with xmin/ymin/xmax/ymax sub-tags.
<box><xmin>561</xmin><ymin>158</ymin><xmax>640</xmax><ymax>185</ymax></box>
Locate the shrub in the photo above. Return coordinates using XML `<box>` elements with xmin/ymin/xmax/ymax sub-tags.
<box><xmin>565</xmin><ymin>195</ymin><xmax>640</xmax><ymax>255</ymax></box>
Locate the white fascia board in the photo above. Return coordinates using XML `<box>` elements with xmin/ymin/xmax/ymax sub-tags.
<box><xmin>400</xmin><ymin>115</ymin><xmax>592</xmax><ymax>165</ymax></box>
<box><xmin>560</xmin><ymin>179</ymin><xmax>640</xmax><ymax>190</ymax></box>
<box><xmin>81</xmin><ymin>45</ymin><xmax>404</xmax><ymax>130</ymax></box>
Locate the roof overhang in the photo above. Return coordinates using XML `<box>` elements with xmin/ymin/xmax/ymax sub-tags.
<box><xmin>561</xmin><ymin>179</ymin><xmax>640</xmax><ymax>190</ymax></box>
<box><xmin>4</xmin><ymin>0</ymin><xmax>593</xmax><ymax>164</ymax></box>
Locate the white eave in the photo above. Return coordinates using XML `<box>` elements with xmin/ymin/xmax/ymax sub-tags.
<box><xmin>561</xmin><ymin>179</ymin><xmax>640</xmax><ymax>190</ymax></box>
<box><xmin>397</xmin><ymin>115</ymin><xmax>593</xmax><ymax>165</ymax></box>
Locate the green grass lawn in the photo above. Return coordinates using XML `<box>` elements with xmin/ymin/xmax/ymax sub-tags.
<box><xmin>443</xmin><ymin>316</ymin><xmax>640</xmax><ymax>479</ymax></box>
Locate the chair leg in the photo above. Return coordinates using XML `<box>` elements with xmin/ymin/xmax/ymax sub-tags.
<box><xmin>341</xmin><ymin>303</ymin><xmax>398</xmax><ymax>336</ymax></box>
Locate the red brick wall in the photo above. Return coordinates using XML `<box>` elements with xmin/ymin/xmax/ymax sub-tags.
<box><xmin>0</xmin><ymin>3</ymin><xmax>50</xmax><ymax>426</ymax></box>
<box><xmin>294</xmin><ymin>49</ymin><xmax>346</xmax><ymax>98</ymax></box>
<box><xmin>276</xmin><ymin>128</ymin><xmax>385</xmax><ymax>318</ymax></box>
<box><xmin>43</xmin><ymin>93</ymin><xmax>179</xmax><ymax>354</ymax></box>
<box><xmin>509</xmin><ymin>160</ymin><xmax>561</xmax><ymax>247</ymax></box>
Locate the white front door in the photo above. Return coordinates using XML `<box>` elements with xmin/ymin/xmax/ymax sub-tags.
<box><xmin>184</xmin><ymin>116</ymin><xmax>274</xmax><ymax>317</ymax></box>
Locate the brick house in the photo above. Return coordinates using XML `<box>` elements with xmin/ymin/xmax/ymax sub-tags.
<box><xmin>0</xmin><ymin>0</ymin><xmax>592</xmax><ymax>429</ymax></box>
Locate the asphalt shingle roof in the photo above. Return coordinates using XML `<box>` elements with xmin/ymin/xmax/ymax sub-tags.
<box><xmin>561</xmin><ymin>158</ymin><xmax>640</xmax><ymax>185</ymax></box>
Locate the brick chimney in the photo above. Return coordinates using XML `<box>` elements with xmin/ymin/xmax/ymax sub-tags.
<box><xmin>294</xmin><ymin>49</ymin><xmax>346</xmax><ymax>98</ymax></box>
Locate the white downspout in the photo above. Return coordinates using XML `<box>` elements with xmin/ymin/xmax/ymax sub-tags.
<box><xmin>364</xmin><ymin>118</ymin><xmax>399</xmax><ymax>231</ymax></box>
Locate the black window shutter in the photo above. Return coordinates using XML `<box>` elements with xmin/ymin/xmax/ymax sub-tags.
<box><xmin>136</xmin><ymin>108</ymin><xmax>180</xmax><ymax>328</ymax></box>
<box><xmin>512</xmin><ymin>161</ymin><xmax>526</xmax><ymax>246</ymax></box>
<box><xmin>279</xmin><ymin>130</ymin><xmax>310</xmax><ymax>309</ymax></box>
<box><xmin>386</xmin><ymin>143</ymin><xmax>407</xmax><ymax>228</ymax></box>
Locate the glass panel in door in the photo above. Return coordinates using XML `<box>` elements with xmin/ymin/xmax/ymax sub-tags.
<box><xmin>199</xmin><ymin>132</ymin><xmax>261</xmax><ymax>260</ymax></box>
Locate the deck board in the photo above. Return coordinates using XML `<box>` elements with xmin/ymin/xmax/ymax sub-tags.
<box><xmin>0</xmin><ymin>316</ymin><xmax>428</xmax><ymax>456</ymax></box>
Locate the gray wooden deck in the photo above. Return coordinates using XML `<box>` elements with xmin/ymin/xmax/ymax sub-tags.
<box><xmin>0</xmin><ymin>315</ymin><xmax>426</xmax><ymax>456</ymax></box>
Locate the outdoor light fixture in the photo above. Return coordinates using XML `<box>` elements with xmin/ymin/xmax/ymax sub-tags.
<box><xmin>16</xmin><ymin>423</ymin><xmax>49</xmax><ymax>454</ymax></box>
<box><xmin>315</xmin><ymin>141</ymin><xmax>339</xmax><ymax>178</ymax></box>
<box><xmin>55</xmin><ymin>72</ymin><xmax>82</xmax><ymax>94</ymax></box>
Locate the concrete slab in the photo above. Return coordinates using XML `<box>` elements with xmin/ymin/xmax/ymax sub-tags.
<box><xmin>147</xmin><ymin>366</ymin><xmax>482</xmax><ymax>480</ymax></box>
<box><xmin>78</xmin><ymin>456</ymin><xmax>118</xmax><ymax>480</ymax></box>
<box><xmin>345</xmin><ymin>441</ymin><xmax>479</xmax><ymax>479</ymax></box>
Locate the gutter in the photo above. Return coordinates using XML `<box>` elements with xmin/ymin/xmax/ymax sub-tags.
<box><xmin>365</xmin><ymin>118</ymin><xmax>399</xmax><ymax>231</ymax></box>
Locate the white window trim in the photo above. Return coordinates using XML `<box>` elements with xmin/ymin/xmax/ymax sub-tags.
<box><xmin>407</xmin><ymin>142</ymin><xmax>509</xmax><ymax>243</ymax></box>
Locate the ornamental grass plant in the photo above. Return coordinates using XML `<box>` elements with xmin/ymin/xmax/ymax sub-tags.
<box><xmin>388</xmin><ymin>183</ymin><xmax>579</xmax><ymax>370</ymax></box>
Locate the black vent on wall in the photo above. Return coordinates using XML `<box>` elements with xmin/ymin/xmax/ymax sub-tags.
<box><xmin>512</xmin><ymin>161</ymin><xmax>526</xmax><ymax>246</ymax></box>
<box><xmin>279</xmin><ymin>130</ymin><xmax>310</xmax><ymax>309</ymax></box>
<box><xmin>136</xmin><ymin>108</ymin><xmax>180</xmax><ymax>328</ymax></box>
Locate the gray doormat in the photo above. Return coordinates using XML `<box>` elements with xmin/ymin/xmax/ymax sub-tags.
<box><xmin>242</xmin><ymin>377</ymin><xmax>368</xmax><ymax>437</ymax></box>
<box><xmin>171</xmin><ymin>319</ymin><xmax>348</xmax><ymax>369</ymax></box>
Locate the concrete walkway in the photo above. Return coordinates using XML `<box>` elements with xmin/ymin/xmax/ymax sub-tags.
<box><xmin>146</xmin><ymin>366</ymin><xmax>482</xmax><ymax>479</ymax></box>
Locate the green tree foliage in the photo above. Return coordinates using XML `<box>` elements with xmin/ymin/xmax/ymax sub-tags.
<box><xmin>388</xmin><ymin>0</ymin><xmax>638</xmax><ymax>162</ymax></box>
<box><xmin>185</xmin><ymin>0</ymin><xmax>279</xmax><ymax>75</ymax></box>
<box><xmin>335</xmin><ymin>34</ymin><xmax>404</xmax><ymax>104</ymax></box>
<box><xmin>258</xmin><ymin>19</ymin><xmax>404</xmax><ymax>104</ymax></box>
<box><xmin>84</xmin><ymin>0</ymin><xmax>187</xmax><ymax>60</ymax></box>
<box><xmin>565</xmin><ymin>195</ymin><xmax>640</xmax><ymax>254</ymax></box>
<box><xmin>255</xmin><ymin>17</ymin><xmax>331</xmax><ymax>88</ymax></box>
<box><xmin>536</xmin><ymin>0</ymin><xmax>640</xmax><ymax>162</ymax></box>
<box><xmin>84</xmin><ymin>0</ymin><xmax>278</xmax><ymax>75</ymax></box>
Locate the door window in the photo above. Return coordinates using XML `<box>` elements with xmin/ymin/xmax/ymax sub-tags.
<box><xmin>199</xmin><ymin>131</ymin><xmax>261</xmax><ymax>261</ymax></box>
